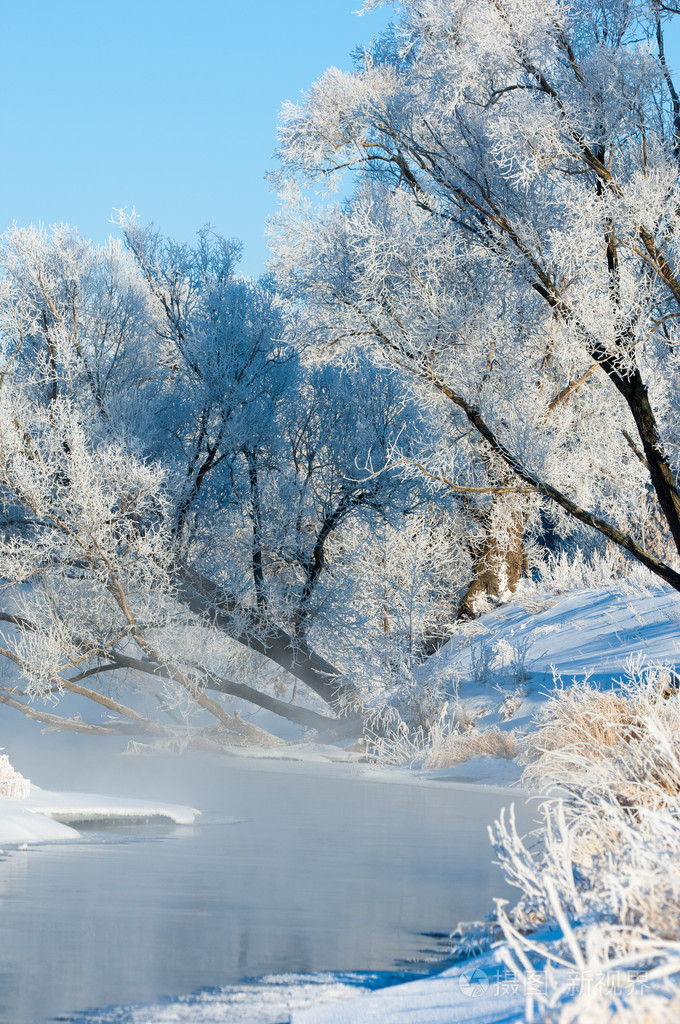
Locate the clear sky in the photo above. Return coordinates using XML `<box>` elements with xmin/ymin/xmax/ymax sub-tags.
<box><xmin>3</xmin><ymin>3</ymin><xmax>680</xmax><ymax>279</ymax></box>
<box><xmin>1</xmin><ymin>1</ymin><xmax>393</xmax><ymax>278</ymax></box>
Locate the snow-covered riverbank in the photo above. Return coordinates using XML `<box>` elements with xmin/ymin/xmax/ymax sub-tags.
<box><xmin>64</xmin><ymin>958</ymin><xmax>524</xmax><ymax>1024</ymax></box>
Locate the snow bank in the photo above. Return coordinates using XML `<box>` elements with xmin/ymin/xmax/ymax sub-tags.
<box><xmin>424</xmin><ymin>754</ymin><xmax>523</xmax><ymax>786</ymax></box>
<box><xmin>68</xmin><ymin>964</ymin><xmax>524</xmax><ymax>1024</ymax></box>
<box><xmin>387</xmin><ymin>585</ymin><xmax>680</xmax><ymax>787</ymax></box>
<box><xmin>70</xmin><ymin>974</ymin><xmax>392</xmax><ymax>1024</ymax></box>
<box><xmin>292</xmin><ymin>956</ymin><xmax>524</xmax><ymax>1024</ymax></box>
<box><xmin>435</xmin><ymin>585</ymin><xmax>680</xmax><ymax>686</ymax></box>
<box><xmin>24</xmin><ymin>786</ymin><xmax>199</xmax><ymax>826</ymax></box>
<box><xmin>0</xmin><ymin>802</ymin><xmax>78</xmax><ymax>843</ymax></box>
<box><xmin>0</xmin><ymin>762</ymin><xmax>199</xmax><ymax>844</ymax></box>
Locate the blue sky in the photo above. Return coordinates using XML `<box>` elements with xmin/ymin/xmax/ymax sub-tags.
<box><xmin>1</xmin><ymin>1</ymin><xmax>393</xmax><ymax>278</ymax></box>
<box><xmin>3</xmin><ymin>3</ymin><xmax>680</xmax><ymax>279</ymax></box>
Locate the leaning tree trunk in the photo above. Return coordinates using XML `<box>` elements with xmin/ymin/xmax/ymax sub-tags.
<box><xmin>172</xmin><ymin>564</ymin><xmax>364</xmax><ymax>735</ymax></box>
<box><xmin>457</xmin><ymin>497</ymin><xmax>527</xmax><ymax>620</ymax></box>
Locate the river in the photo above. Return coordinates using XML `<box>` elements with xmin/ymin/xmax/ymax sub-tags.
<box><xmin>0</xmin><ymin>746</ymin><xmax>527</xmax><ymax>1024</ymax></box>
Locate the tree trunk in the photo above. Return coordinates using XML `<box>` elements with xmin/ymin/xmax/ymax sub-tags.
<box><xmin>173</xmin><ymin>565</ymin><xmax>363</xmax><ymax>714</ymax></box>
<box><xmin>616</xmin><ymin>371</ymin><xmax>680</xmax><ymax>558</ymax></box>
<box><xmin>457</xmin><ymin>499</ymin><xmax>526</xmax><ymax>620</ymax></box>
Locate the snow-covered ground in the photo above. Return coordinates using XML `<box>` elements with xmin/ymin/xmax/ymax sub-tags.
<box><xmin>295</xmin><ymin>954</ymin><xmax>525</xmax><ymax>1024</ymax></box>
<box><xmin>66</xmin><ymin>959</ymin><xmax>523</xmax><ymax>1024</ymax></box>
<box><xmin>438</xmin><ymin>582</ymin><xmax>680</xmax><ymax>693</ymax></box>
<box><xmin>397</xmin><ymin>582</ymin><xmax>680</xmax><ymax>785</ymax></box>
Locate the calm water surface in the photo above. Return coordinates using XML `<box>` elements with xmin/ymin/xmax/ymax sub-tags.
<box><xmin>0</xmin><ymin>750</ymin><xmax>527</xmax><ymax>1024</ymax></box>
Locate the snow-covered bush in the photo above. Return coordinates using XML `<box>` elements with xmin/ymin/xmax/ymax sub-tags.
<box><xmin>530</xmin><ymin>546</ymin><xmax>662</xmax><ymax>596</ymax></box>
<box><xmin>368</xmin><ymin>707</ymin><xmax>518</xmax><ymax>768</ymax></box>
<box><xmin>474</xmin><ymin>663</ymin><xmax>680</xmax><ymax>1020</ymax></box>
<box><xmin>521</xmin><ymin>661</ymin><xmax>680</xmax><ymax>809</ymax></box>
<box><xmin>0</xmin><ymin>751</ymin><xmax>30</xmax><ymax>799</ymax></box>
<box><xmin>423</xmin><ymin>724</ymin><xmax>518</xmax><ymax>770</ymax></box>
<box><xmin>470</xmin><ymin>634</ymin><xmax>533</xmax><ymax>688</ymax></box>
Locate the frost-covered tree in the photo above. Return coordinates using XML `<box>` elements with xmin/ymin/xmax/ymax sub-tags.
<box><xmin>118</xmin><ymin>213</ymin><xmax>439</xmax><ymax>675</ymax></box>
<box><xmin>0</xmin><ymin>222</ymin><xmax>442</xmax><ymax>741</ymax></box>
<box><xmin>272</xmin><ymin>0</ymin><xmax>680</xmax><ymax>603</ymax></box>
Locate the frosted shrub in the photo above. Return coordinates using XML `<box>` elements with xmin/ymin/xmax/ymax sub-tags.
<box><xmin>368</xmin><ymin>708</ymin><xmax>518</xmax><ymax>768</ymax></box>
<box><xmin>468</xmin><ymin>635</ymin><xmax>533</xmax><ymax>689</ymax></box>
<box><xmin>417</xmin><ymin>720</ymin><xmax>518</xmax><ymax>770</ymax></box>
<box><xmin>422</xmin><ymin>724</ymin><xmax>518</xmax><ymax>769</ymax></box>
<box><xmin>535</xmin><ymin>547</ymin><xmax>635</xmax><ymax>594</ymax></box>
<box><xmin>500</xmin><ymin>687</ymin><xmax>525</xmax><ymax>721</ymax></box>
<box><xmin>470</xmin><ymin>638</ymin><xmax>496</xmax><ymax>687</ymax></box>
<box><xmin>482</xmin><ymin>663</ymin><xmax>680</xmax><ymax>1021</ymax></box>
<box><xmin>0</xmin><ymin>751</ymin><xmax>30</xmax><ymax>799</ymax></box>
<box><xmin>521</xmin><ymin>661</ymin><xmax>680</xmax><ymax>807</ymax></box>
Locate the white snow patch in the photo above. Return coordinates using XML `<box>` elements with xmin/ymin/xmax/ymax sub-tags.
<box><xmin>292</xmin><ymin>957</ymin><xmax>524</xmax><ymax>1024</ymax></box>
<box><xmin>0</xmin><ymin>784</ymin><xmax>199</xmax><ymax>844</ymax></box>
<box><xmin>430</xmin><ymin>585</ymin><xmax>680</xmax><ymax>686</ymax></box>
<box><xmin>423</xmin><ymin>754</ymin><xmax>524</xmax><ymax>786</ymax></box>
<box><xmin>0</xmin><ymin>801</ymin><xmax>78</xmax><ymax>843</ymax></box>
<box><xmin>71</xmin><ymin>974</ymin><xmax>379</xmax><ymax>1024</ymax></box>
<box><xmin>67</xmin><ymin>963</ymin><xmax>524</xmax><ymax>1024</ymax></box>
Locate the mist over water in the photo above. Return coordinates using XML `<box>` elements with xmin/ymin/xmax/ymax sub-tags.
<box><xmin>0</xmin><ymin>724</ymin><xmax>528</xmax><ymax>1024</ymax></box>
